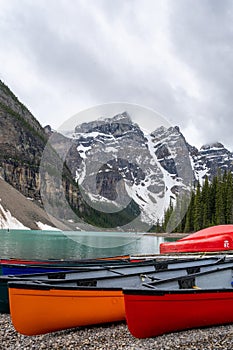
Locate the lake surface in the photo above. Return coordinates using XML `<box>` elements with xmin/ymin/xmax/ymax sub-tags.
<box><xmin>0</xmin><ymin>229</ymin><xmax>174</xmax><ymax>259</ymax></box>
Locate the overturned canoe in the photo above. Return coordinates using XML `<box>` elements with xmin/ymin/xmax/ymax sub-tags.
<box><xmin>124</xmin><ymin>265</ymin><xmax>233</xmax><ymax>338</ymax></box>
<box><xmin>160</xmin><ymin>225</ymin><xmax>233</xmax><ymax>253</ymax></box>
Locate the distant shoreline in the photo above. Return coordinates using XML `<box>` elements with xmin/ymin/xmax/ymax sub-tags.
<box><xmin>146</xmin><ymin>232</ymin><xmax>188</xmax><ymax>238</ymax></box>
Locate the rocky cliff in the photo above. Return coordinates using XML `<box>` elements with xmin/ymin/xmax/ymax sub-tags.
<box><xmin>0</xmin><ymin>80</ymin><xmax>85</xmax><ymax>229</ymax></box>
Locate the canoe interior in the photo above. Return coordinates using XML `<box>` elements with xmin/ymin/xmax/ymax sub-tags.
<box><xmin>1</xmin><ymin>258</ymin><xmax>233</xmax><ymax>315</ymax></box>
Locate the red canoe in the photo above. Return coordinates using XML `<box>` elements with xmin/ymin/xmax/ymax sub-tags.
<box><xmin>123</xmin><ymin>288</ymin><xmax>233</xmax><ymax>338</ymax></box>
<box><xmin>0</xmin><ymin>255</ymin><xmax>131</xmax><ymax>266</ymax></box>
<box><xmin>160</xmin><ymin>225</ymin><xmax>233</xmax><ymax>253</ymax></box>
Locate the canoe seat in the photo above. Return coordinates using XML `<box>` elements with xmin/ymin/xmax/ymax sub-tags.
<box><xmin>186</xmin><ymin>267</ymin><xmax>200</xmax><ymax>275</ymax></box>
<box><xmin>178</xmin><ymin>277</ymin><xmax>195</xmax><ymax>289</ymax></box>
<box><xmin>48</xmin><ymin>272</ymin><xmax>66</xmax><ymax>279</ymax></box>
<box><xmin>76</xmin><ymin>279</ymin><xmax>97</xmax><ymax>287</ymax></box>
<box><xmin>154</xmin><ymin>263</ymin><xmax>168</xmax><ymax>271</ymax></box>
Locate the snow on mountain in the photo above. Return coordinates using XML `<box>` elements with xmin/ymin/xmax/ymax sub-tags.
<box><xmin>0</xmin><ymin>202</ymin><xmax>30</xmax><ymax>230</ymax></box>
<box><xmin>0</xmin><ymin>178</ymin><xmax>66</xmax><ymax>230</ymax></box>
<box><xmin>70</xmin><ymin>113</ymin><xmax>193</xmax><ymax>227</ymax></box>
<box><xmin>192</xmin><ymin>142</ymin><xmax>233</xmax><ymax>182</ymax></box>
<box><xmin>49</xmin><ymin>111</ymin><xmax>233</xmax><ymax>231</ymax></box>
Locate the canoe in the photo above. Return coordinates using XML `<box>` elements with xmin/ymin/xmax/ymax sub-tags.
<box><xmin>0</xmin><ymin>255</ymin><xmax>131</xmax><ymax>264</ymax></box>
<box><xmin>160</xmin><ymin>225</ymin><xmax>233</xmax><ymax>253</ymax></box>
<box><xmin>0</xmin><ymin>256</ymin><xmax>149</xmax><ymax>275</ymax></box>
<box><xmin>1</xmin><ymin>254</ymin><xmax>223</xmax><ymax>275</ymax></box>
<box><xmin>142</xmin><ymin>262</ymin><xmax>233</xmax><ymax>290</ymax></box>
<box><xmin>7</xmin><ymin>258</ymin><xmax>233</xmax><ymax>335</ymax></box>
<box><xmin>1</xmin><ymin>256</ymin><xmax>226</xmax><ymax>314</ymax></box>
<box><xmin>9</xmin><ymin>284</ymin><xmax>125</xmax><ymax>335</ymax></box>
<box><xmin>123</xmin><ymin>266</ymin><xmax>233</xmax><ymax>338</ymax></box>
<box><xmin>0</xmin><ymin>256</ymin><xmax>135</xmax><ymax>276</ymax></box>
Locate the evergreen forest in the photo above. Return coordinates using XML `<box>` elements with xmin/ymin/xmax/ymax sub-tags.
<box><xmin>155</xmin><ymin>171</ymin><xmax>233</xmax><ymax>233</ymax></box>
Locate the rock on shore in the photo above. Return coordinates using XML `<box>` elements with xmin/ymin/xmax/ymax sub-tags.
<box><xmin>1</xmin><ymin>314</ymin><xmax>233</xmax><ymax>349</ymax></box>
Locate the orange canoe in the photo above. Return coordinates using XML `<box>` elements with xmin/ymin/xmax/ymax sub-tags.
<box><xmin>8</xmin><ymin>284</ymin><xmax>124</xmax><ymax>336</ymax></box>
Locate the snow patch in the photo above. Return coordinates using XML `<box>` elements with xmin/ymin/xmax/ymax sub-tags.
<box><xmin>0</xmin><ymin>204</ymin><xmax>30</xmax><ymax>230</ymax></box>
<box><xmin>36</xmin><ymin>222</ymin><xmax>61</xmax><ymax>231</ymax></box>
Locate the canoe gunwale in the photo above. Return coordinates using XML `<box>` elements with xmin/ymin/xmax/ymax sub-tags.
<box><xmin>7</xmin><ymin>281</ymin><xmax>123</xmax><ymax>292</ymax></box>
<box><xmin>123</xmin><ymin>287</ymin><xmax>233</xmax><ymax>296</ymax></box>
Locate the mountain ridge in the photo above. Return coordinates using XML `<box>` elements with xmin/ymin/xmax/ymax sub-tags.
<box><xmin>1</xmin><ymin>79</ymin><xmax>233</xmax><ymax>230</ymax></box>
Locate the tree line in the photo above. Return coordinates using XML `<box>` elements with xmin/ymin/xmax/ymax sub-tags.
<box><xmin>153</xmin><ymin>171</ymin><xmax>233</xmax><ymax>233</ymax></box>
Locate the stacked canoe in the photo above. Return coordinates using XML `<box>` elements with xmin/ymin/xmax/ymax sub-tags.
<box><xmin>3</xmin><ymin>225</ymin><xmax>233</xmax><ymax>338</ymax></box>
<box><xmin>1</xmin><ymin>255</ymin><xmax>233</xmax><ymax>337</ymax></box>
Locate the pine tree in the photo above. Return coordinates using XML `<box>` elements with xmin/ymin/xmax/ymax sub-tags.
<box><xmin>225</xmin><ymin>172</ymin><xmax>233</xmax><ymax>223</ymax></box>
<box><xmin>184</xmin><ymin>190</ymin><xmax>195</xmax><ymax>232</ymax></box>
<box><xmin>201</xmin><ymin>176</ymin><xmax>210</xmax><ymax>227</ymax></box>
<box><xmin>163</xmin><ymin>200</ymin><xmax>173</xmax><ymax>232</ymax></box>
<box><xmin>162</xmin><ymin>170</ymin><xmax>233</xmax><ymax>233</ymax></box>
<box><xmin>194</xmin><ymin>181</ymin><xmax>202</xmax><ymax>231</ymax></box>
<box><xmin>215</xmin><ymin>174</ymin><xmax>225</xmax><ymax>225</ymax></box>
<box><xmin>210</xmin><ymin>175</ymin><xmax>218</xmax><ymax>225</ymax></box>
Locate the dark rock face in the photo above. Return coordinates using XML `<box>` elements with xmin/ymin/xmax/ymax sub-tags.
<box><xmin>0</xmin><ymin>81</ymin><xmax>46</xmax><ymax>201</ymax></box>
<box><xmin>151</xmin><ymin>126</ymin><xmax>194</xmax><ymax>186</ymax></box>
<box><xmin>0</xmin><ymin>81</ymin><xmax>84</xmax><ymax>224</ymax></box>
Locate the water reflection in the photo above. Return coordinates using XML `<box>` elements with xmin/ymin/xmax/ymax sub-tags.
<box><xmin>0</xmin><ymin>230</ymin><xmax>167</xmax><ymax>259</ymax></box>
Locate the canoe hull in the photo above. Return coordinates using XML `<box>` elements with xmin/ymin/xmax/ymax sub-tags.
<box><xmin>9</xmin><ymin>287</ymin><xmax>124</xmax><ymax>335</ymax></box>
<box><xmin>124</xmin><ymin>289</ymin><xmax>233</xmax><ymax>338</ymax></box>
<box><xmin>160</xmin><ymin>225</ymin><xmax>233</xmax><ymax>253</ymax></box>
<box><xmin>160</xmin><ymin>232</ymin><xmax>233</xmax><ymax>253</ymax></box>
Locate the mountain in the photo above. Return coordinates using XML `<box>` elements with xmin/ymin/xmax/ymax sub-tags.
<box><xmin>193</xmin><ymin>142</ymin><xmax>233</xmax><ymax>181</ymax></box>
<box><xmin>0</xmin><ymin>80</ymin><xmax>85</xmax><ymax>230</ymax></box>
<box><xmin>70</xmin><ymin>114</ymin><xmax>192</xmax><ymax>229</ymax></box>
<box><xmin>1</xmin><ymin>79</ymin><xmax>233</xmax><ymax>231</ymax></box>
<box><xmin>0</xmin><ymin>81</ymin><xmax>141</xmax><ymax>230</ymax></box>
<box><xmin>68</xmin><ymin>114</ymin><xmax>233</xmax><ymax>230</ymax></box>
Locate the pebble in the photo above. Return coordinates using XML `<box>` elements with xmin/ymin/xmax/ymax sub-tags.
<box><xmin>1</xmin><ymin>314</ymin><xmax>233</xmax><ymax>349</ymax></box>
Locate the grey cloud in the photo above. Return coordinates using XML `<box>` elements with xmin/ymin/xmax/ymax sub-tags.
<box><xmin>1</xmin><ymin>0</ymin><xmax>233</xmax><ymax>150</ymax></box>
<box><xmin>169</xmin><ymin>0</ymin><xmax>233</xmax><ymax>147</ymax></box>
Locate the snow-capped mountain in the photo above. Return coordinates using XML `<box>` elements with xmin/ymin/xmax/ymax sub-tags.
<box><xmin>2</xmin><ymin>74</ymin><xmax>233</xmax><ymax>231</ymax></box>
<box><xmin>192</xmin><ymin>142</ymin><xmax>233</xmax><ymax>181</ymax></box>
<box><xmin>64</xmin><ymin>112</ymin><xmax>233</xmax><ymax>228</ymax></box>
<box><xmin>69</xmin><ymin>113</ymin><xmax>192</xmax><ymax>227</ymax></box>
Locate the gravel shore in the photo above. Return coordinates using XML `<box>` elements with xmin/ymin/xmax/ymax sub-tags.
<box><xmin>1</xmin><ymin>314</ymin><xmax>233</xmax><ymax>350</ymax></box>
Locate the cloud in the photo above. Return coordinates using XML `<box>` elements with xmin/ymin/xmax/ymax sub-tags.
<box><xmin>169</xmin><ymin>0</ymin><xmax>233</xmax><ymax>148</ymax></box>
<box><xmin>1</xmin><ymin>0</ymin><xmax>233</xmax><ymax>150</ymax></box>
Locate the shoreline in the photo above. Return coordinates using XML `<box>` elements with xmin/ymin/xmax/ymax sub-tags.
<box><xmin>146</xmin><ymin>232</ymin><xmax>188</xmax><ymax>238</ymax></box>
<box><xmin>1</xmin><ymin>314</ymin><xmax>233</xmax><ymax>349</ymax></box>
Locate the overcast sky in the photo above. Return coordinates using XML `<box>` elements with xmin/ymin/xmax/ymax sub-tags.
<box><xmin>1</xmin><ymin>0</ymin><xmax>233</xmax><ymax>149</ymax></box>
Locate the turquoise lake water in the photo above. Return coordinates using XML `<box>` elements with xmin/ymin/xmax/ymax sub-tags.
<box><xmin>0</xmin><ymin>229</ymin><xmax>171</xmax><ymax>259</ymax></box>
